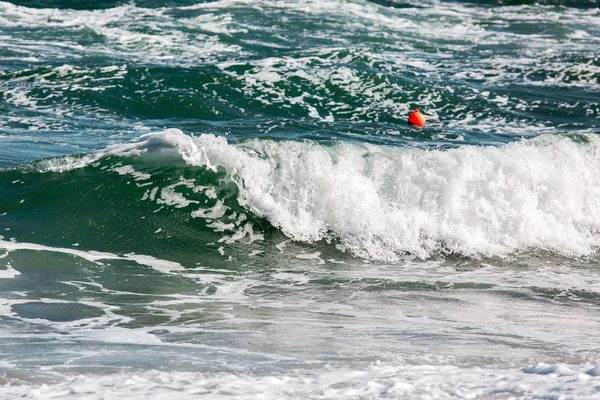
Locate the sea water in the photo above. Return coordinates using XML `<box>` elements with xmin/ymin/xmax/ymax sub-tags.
<box><xmin>1</xmin><ymin>0</ymin><xmax>600</xmax><ymax>398</ymax></box>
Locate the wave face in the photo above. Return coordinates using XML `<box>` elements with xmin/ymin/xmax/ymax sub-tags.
<box><xmin>4</xmin><ymin>129</ymin><xmax>599</xmax><ymax>262</ymax></box>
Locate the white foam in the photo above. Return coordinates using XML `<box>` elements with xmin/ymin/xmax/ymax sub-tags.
<box><xmin>0</xmin><ymin>263</ymin><xmax>20</xmax><ymax>279</ymax></box>
<box><xmin>191</xmin><ymin>200</ymin><xmax>229</xmax><ymax>219</ymax></box>
<box><xmin>0</xmin><ymin>239</ymin><xmax>185</xmax><ymax>274</ymax></box>
<box><xmin>161</xmin><ymin>129</ymin><xmax>600</xmax><ymax>260</ymax></box>
<box><xmin>112</xmin><ymin>165</ymin><xmax>151</xmax><ymax>181</ymax></box>
<box><xmin>155</xmin><ymin>179</ymin><xmax>199</xmax><ymax>209</ymax></box>
<box><xmin>523</xmin><ymin>363</ymin><xmax>577</xmax><ymax>376</ymax></box>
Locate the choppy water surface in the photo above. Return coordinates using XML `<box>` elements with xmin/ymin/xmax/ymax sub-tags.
<box><xmin>1</xmin><ymin>0</ymin><xmax>600</xmax><ymax>398</ymax></box>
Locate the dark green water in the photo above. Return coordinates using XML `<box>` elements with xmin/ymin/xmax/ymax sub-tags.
<box><xmin>1</xmin><ymin>0</ymin><xmax>600</xmax><ymax>398</ymax></box>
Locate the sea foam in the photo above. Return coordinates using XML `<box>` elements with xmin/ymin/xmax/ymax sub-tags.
<box><xmin>3</xmin><ymin>361</ymin><xmax>600</xmax><ymax>400</ymax></box>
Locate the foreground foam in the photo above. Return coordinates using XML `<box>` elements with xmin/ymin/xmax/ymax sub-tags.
<box><xmin>3</xmin><ymin>361</ymin><xmax>600</xmax><ymax>399</ymax></box>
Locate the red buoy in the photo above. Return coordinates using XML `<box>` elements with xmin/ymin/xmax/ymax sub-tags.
<box><xmin>408</xmin><ymin>108</ymin><xmax>426</xmax><ymax>128</ymax></box>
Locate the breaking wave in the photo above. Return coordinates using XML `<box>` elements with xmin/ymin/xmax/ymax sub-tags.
<box><xmin>16</xmin><ymin>128</ymin><xmax>600</xmax><ymax>261</ymax></box>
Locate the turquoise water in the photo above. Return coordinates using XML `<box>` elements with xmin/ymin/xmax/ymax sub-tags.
<box><xmin>1</xmin><ymin>0</ymin><xmax>600</xmax><ymax>398</ymax></box>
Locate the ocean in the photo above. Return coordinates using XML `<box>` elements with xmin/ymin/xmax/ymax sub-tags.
<box><xmin>1</xmin><ymin>0</ymin><xmax>600</xmax><ymax>398</ymax></box>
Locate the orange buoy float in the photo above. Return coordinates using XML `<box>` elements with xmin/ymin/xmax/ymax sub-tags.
<box><xmin>408</xmin><ymin>108</ymin><xmax>426</xmax><ymax>128</ymax></box>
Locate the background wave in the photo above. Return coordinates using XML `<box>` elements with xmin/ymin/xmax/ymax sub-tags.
<box><xmin>1</xmin><ymin>0</ymin><xmax>599</xmax><ymax>169</ymax></box>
